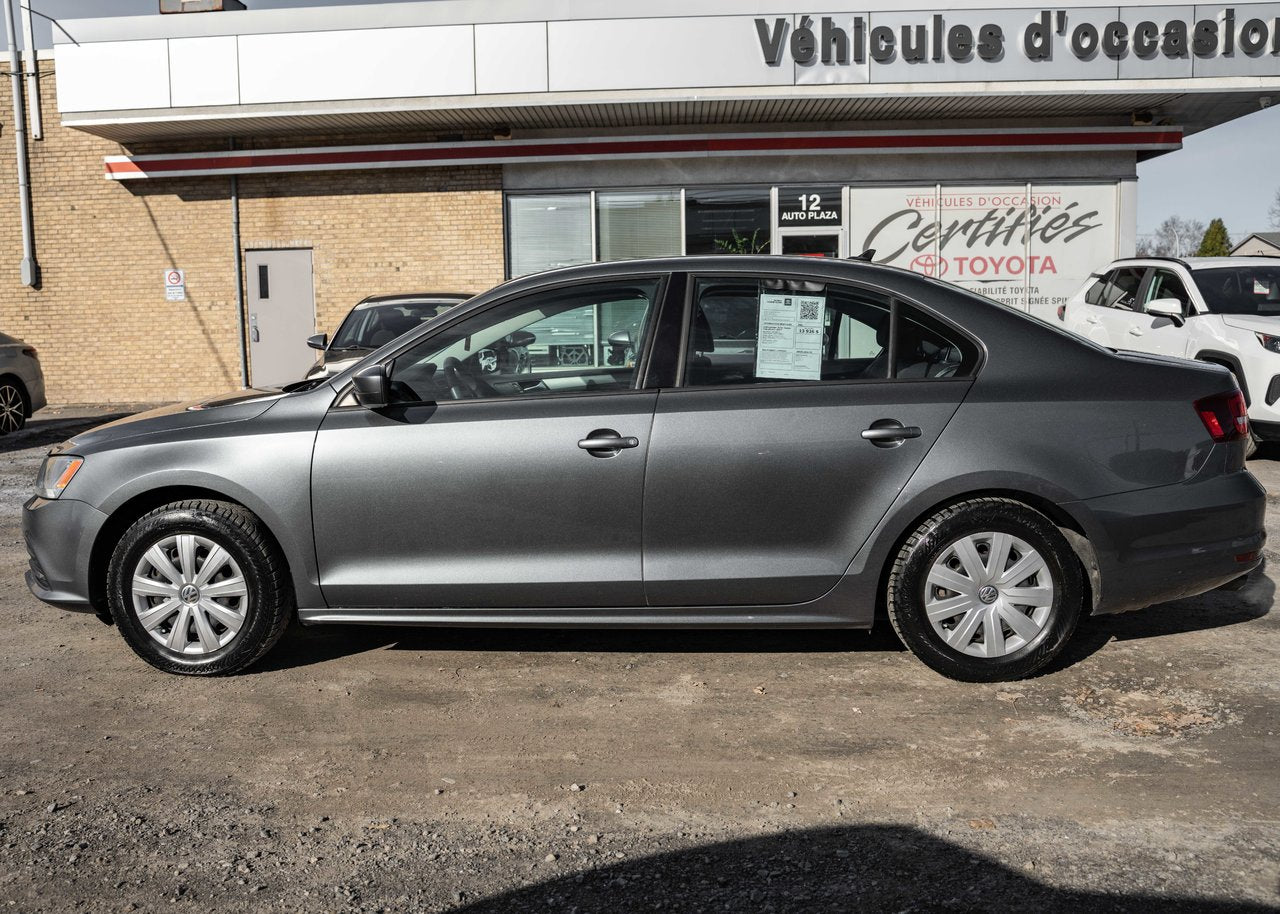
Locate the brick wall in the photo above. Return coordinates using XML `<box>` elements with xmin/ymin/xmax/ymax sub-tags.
<box><xmin>0</xmin><ymin>62</ymin><xmax>505</xmax><ymax>404</ymax></box>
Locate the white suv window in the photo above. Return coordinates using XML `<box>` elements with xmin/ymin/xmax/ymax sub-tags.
<box><xmin>1191</xmin><ymin>265</ymin><xmax>1280</xmax><ymax>316</ymax></box>
<box><xmin>1144</xmin><ymin>269</ymin><xmax>1191</xmax><ymax>311</ymax></box>
<box><xmin>1099</xmin><ymin>267</ymin><xmax>1146</xmax><ymax>311</ymax></box>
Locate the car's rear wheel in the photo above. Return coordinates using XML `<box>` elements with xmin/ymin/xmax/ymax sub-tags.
<box><xmin>107</xmin><ymin>500</ymin><xmax>292</xmax><ymax>675</ymax></box>
<box><xmin>0</xmin><ymin>378</ymin><xmax>27</xmax><ymax>434</ymax></box>
<box><xmin>886</xmin><ymin>498</ymin><xmax>1084</xmax><ymax>682</ymax></box>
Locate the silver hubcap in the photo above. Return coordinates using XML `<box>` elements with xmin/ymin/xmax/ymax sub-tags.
<box><xmin>130</xmin><ymin>534</ymin><xmax>249</xmax><ymax>655</ymax></box>
<box><xmin>925</xmin><ymin>531</ymin><xmax>1054</xmax><ymax>659</ymax></box>
<box><xmin>0</xmin><ymin>384</ymin><xmax>23</xmax><ymax>433</ymax></box>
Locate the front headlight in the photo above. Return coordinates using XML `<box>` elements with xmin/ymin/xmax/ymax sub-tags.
<box><xmin>36</xmin><ymin>454</ymin><xmax>83</xmax><ymax>499</ymax></box>
<box><xmin>1256</xmin><ymin>332</ymin><xmax>1280</xmax><ymax>354</ymax></box>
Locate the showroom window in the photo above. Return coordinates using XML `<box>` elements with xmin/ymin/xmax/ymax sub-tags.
<box><xmin>507</xmin><ymin>187</ymin><xmax>774</xmax><ymax>277</ymax></box>
<box><xmin>684</xmin><ymin>188</ymin><xmax>771</xmax><ymax>255</ymax></box>
<box><xmin>597</xmin><ymin>192</ymin><xmax>682</xmax><ymax>261</ymax></box>
<box><xmin>507</xmin><ymin>194</ymin><xmax>593</xmax><ymax>277</ymax></box>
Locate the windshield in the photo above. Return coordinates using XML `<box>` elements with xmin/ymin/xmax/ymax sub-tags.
<box><xmin>1191</xmin><ymin>266</ymin><xmax>1280</xmax><ymax>316</ymax></box>
<box><xmin>329</xmin><ymin>301</ymin><xmax>457</xmax><ymax>350</ymax></box>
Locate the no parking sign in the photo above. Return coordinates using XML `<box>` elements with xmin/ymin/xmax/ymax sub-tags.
<box><xmin>164</xmin><ymin>269</ymin><xmax>186</xmax><ymax>302</ymax></box>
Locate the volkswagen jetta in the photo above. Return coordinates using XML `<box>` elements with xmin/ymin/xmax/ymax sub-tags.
<box><xmin>23</xmin><ymin>257</ymin><xmax>1264</xmax><ymax>681</ymax></box>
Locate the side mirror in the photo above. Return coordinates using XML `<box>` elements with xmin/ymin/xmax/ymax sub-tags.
<box><xmin>307</xmin><ymin>332</ymin><xmax>328</xmax><ymax>351</ymax></box>
<box><xmin>607</xmin><ymin>329</ymin><xmax>632</xmax><ymax>348</ymax></box>
<box><xmin>507</xmin><ymin>330</ymin><xmax>536</xmax><ymax>348</ymax></box>
<box><xmin>351</xmin><ymin>363</ymin><xmax>389</xmax><ymax>409</ymax></box>
<box><xmin>1146</xmin><ymin>298</ymin><xmax>1185</xmax><ymax>326</ymax></box>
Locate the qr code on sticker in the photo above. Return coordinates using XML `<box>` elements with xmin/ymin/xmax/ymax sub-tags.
<box><xmin>799</xmin><ymin>301</ymin><xmax>820</xmax><ymax>321</ymax></box>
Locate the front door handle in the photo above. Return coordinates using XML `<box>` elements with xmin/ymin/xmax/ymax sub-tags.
<box><xmin>578</xmin><ymin>429</ymin><xmax>639</xmax><ymax>456</ymax></box>
<box><xmin>862</xmin><ymin>421</ymin><xmax>922</xmax><ymax>448</ymax></box>
<box><xmin>1128</xmin><ymin>327</ymin><xmax>1143</xmax><ymax>336</ymax></box>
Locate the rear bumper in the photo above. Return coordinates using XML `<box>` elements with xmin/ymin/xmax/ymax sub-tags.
<box><xmin>22</xmin><ymin>496</ymin><xmax>108</xmax><ymax>612</ymax></box>
<box><xmin>1069</xmin><ymin>469</ymin><xmax>1265</xmax><ymax>615</ymax></box>
<box><xmin>21</xmin><ymin>364</ymin><xmax>45</xmax><ymax>414</ymax></box>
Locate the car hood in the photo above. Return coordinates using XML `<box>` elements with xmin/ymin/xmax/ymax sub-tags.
<box><xmin>53</xmin><ymin>388</ymin><xmax>285</xmax><ymax>454</ymax></box>
<box><xmin>1219</xmin><ymin>314</ymin><xmax>1280</xmax><ymax>334</ymax></box>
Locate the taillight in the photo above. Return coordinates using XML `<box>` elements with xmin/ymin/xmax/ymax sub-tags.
<box><xmin>21</xmin><ymin>346</ymin><xmax>35</xmax><ymax>357</ymax></box>
<box><xmin>1194</xmin><ymin>390</ymin><xmax>1248</xmax><ymax>443</ymax></box>
<box><xmin>1057</xmin><ymin>305</ymin><xmax>1067</xmax><ymax>321</ymax></box>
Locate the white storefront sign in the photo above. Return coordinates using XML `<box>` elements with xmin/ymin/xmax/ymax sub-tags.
<box><xmin>849</xmin><ymin>184</ymin><xmax>1118</xmax><ymax>320</ymax></box>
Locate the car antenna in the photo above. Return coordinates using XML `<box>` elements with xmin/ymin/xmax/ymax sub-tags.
<box><xmin>850</xmin><ymin>249</ymin><xmax>876</xmax><ymax>261</ymax></box>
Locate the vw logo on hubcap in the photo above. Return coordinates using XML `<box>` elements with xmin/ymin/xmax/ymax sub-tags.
<box><xmin>978</xmin><ymin>585</ymin><xmax>999</xmax><ymax>604</ymax></box>
<box><xmin>179</xmin><ymin>584</ymin><xmax>200</xmax><ymax>605</ymax></box>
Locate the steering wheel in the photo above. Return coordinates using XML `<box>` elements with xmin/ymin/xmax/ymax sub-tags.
<box><xmin>442</xmin><ymin>357</ymin><xmax>474</xmax><ymax>399</ymax></box>
<box><xmin>441</xmin><ymin>357</ymin><xmax>503</xmax><ymax>400</ymax></box>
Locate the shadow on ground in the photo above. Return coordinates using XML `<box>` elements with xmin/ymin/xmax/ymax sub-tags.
<box><xmin>1046</xmin><ymin>565</ymin><xmax>1274</xmax><ymax>674</ymax></box>
<box><xmin>252</xmin><ymin>623</ymin><xmax>908</xmax><ymax>673</ymax></box>
<box><xmin>451</xmin><ymin>824</ymin><xmax>1272</xmax><ymax>913</ymax></box>
<box><xmin>255</xmin><ymin>568</ymin><xmax>1272</xmax><ymax>674</ymax></box>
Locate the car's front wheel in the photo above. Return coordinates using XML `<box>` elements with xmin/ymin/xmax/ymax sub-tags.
<box><xmin>107</xmin><ymin>500</ymin><xmax>292</xmax><ymax>675</ymax></box>
<box><xmin>886</xmin><ymin>498</ymin><xmax>1084</xmax><ymax>682</ymax></box>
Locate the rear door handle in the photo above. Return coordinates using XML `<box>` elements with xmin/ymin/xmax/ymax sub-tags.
<box><xmin>862</xmin><ymin>421</ymin><xmax>922</xmax><ymax>449</ymax></box>
<box><xmin>1085</xmin><ymin>316</ymin><xmax>1100</xmax><ymax>324</ymax></box>
<box><xmin>1127</xmin><ymin>327</ymin><xmax>1143</xmax><ymax>336</ymax></box>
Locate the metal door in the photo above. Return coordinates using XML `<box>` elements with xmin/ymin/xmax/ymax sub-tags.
<box><xmin>246</xmin><ymin>249</ymin><xmax>316</xmax><ymax>387</ymax></box>
<box><xmin>311</xmin><ymin>393</ymin><xmax>656</xmax><ymax>609</ymax></box>
<box><xmin>642</xmin><ymin>381</ymin><xmax>969</xmax><ymax>607</ymax></box>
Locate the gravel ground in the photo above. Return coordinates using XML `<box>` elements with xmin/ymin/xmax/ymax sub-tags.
<box><xmin>1</xmin><ymin>405</ymin><xmax>1278</xmax><ymax>913</ymax></box>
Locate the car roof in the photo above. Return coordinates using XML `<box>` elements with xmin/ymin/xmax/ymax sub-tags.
<box><xmin>1106</xmin><ymin>256</ymin><xmax>1279</xmax><ymax>271</ymax></box>
<box><xmin>356</xmin><ymin>292</ymin><xmax>473</xmax><ymax>305</ymax></box>
<box><xmin>498</xmin><ymin>255</ymin><xmax>929</xmax><ymax>289</ymax></box>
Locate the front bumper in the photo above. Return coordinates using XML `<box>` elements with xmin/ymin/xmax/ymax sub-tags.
<box><xmin>1251</xmin><ymin>419</ymin><xmax>1280</xmax><ymax>443</ymax></box>
<box><xmin>22</xmin><ymin>496</ymin><xmax>109</xmax><ymax>612</ymax></box>
<box><xmin>1070</xmin><ymin>468</ymin><xmax>1265</xmax><ymax>614</ymax></box>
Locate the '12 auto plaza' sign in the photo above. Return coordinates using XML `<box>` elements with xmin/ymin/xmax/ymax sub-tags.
<box><xmin>847</xmin><ymin>185</ymin><xmax>1118</xmax><ymax>322</ymax></box>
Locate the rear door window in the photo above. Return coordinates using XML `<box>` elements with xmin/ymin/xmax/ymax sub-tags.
<box><xmin>682</xmin><ymin>276</ymin><xmax>977</xmax><ymax>386</ymax></box>
<box><xmin>1100</xmin><ymin>267</ymin><xmax>1146</xmax><ymax>311</ymax></box>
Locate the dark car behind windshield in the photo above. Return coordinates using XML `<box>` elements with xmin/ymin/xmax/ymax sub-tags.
<box><xmin>306</xmin><ymin>293</ymin><xmax>472</xmax><ymax>379</ymax></box>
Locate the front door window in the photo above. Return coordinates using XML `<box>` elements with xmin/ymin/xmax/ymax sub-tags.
<box><xmin>385</xmin><ymin>279</ymin><xmax>661</xmax><ymax>403</ymax></box>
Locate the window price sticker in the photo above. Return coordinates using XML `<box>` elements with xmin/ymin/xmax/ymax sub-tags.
<box><xmin>756</xmin><ymin>293</ymin><xmax>825</xmax><ymax>381</ymax></box>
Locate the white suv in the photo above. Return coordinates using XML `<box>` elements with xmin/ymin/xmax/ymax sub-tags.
<box><xmin>1061</xmin><ymin>256</ymin><xmax>1280</xmax><ymax>450</ymax></box>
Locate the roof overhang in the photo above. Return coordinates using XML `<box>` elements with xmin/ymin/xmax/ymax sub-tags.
<box><xmin>54</xmin><ymin>1</ymin><xmax>1280</xmax><ymax>145</ymax></box>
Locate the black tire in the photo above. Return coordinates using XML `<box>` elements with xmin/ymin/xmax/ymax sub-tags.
<box><xmin>1245</xmin><ymin>432</ymin><xmax>1259</xmax><ymax>460</ymax></box>
<box><xmin>0</xmin><ymin>378</ymin><xmax>27</xmax><ymax>435</ymax></box>
<box><xmin>886</xmin><ymin>498</ymin><xmax>1084</xmax><ymax>682</ymax></box>
<box><xmin>107</xmin><ymin>500</ymin><xmax>293</xmax><ymax>675</ymax></box>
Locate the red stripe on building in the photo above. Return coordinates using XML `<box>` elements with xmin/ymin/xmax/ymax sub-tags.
<box><xmin>104</xmin><ymin>129</ymin><xmax>1183</xmax><ymax>179</ymax></box>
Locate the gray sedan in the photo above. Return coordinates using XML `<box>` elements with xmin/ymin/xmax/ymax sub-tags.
<box><xmin>0</xmin><ymin>331</ymin><xmax>46</xmax><ymax>434</ymax></box>
<box><xmin>23</xmin><ymin>257</ymin><xmax>1264</xmax><ymax>681</ymax></box>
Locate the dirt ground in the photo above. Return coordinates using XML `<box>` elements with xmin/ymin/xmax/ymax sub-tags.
<box><xmin>1</xmin><ymin>406</ymin><xmax>1277</xmax><ymax>913</ymax></box>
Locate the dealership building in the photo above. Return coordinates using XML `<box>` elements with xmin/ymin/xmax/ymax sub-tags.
<box><xmin>0</xmin><ymin>0</ymin><xmax>1277</xmax><ymax>401</ymax></box>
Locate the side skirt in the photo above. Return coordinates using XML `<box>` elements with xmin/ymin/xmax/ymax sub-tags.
<box><xmin>296</xmin><ymin>607</ymin><xmax>867</xmax><ymax>628</ymax></box>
